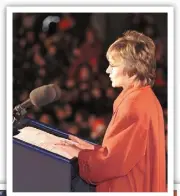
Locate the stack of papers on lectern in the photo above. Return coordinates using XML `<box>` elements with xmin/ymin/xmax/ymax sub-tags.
<box><xmin>13</xmin><ymin>126</ymin><xmax>77</xmax><ymax>159</ymax></box>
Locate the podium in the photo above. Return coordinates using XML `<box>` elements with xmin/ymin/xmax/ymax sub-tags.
<box><xmin>0</xmin><ymin>190</ymin><xmax>6</xmax><ymax>196</ymax></box>
<box><xmin>13</xmin><ymin>118</ymin><xmax>95</xmax><ymax>192</ymax></box>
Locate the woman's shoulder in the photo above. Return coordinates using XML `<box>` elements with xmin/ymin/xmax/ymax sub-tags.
<box><xmin>121</xmin><ymin>86</ymin><xmax>157</xmax><ymax>111</ymax></box>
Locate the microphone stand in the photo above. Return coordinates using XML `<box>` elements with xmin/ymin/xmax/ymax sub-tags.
<box><xmin>13</xmin><ymin>105</ymin><xmax>27</xmax><ymax>135</ymax></box>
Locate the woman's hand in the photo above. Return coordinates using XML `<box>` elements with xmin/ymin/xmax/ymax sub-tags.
<box><xmin>54</xmin><ymin>135</ymin><xmax>95</xmax><ymax>158</ymax></box>
<box><xmin>55</xmin><ymin>143</ymin><xmax>81</xmax><ymax>158</ymax></box>
<box><xmin>68</xmin><ymin>135</ymin><xmax>95</xmax><ymax>150</ymax></box>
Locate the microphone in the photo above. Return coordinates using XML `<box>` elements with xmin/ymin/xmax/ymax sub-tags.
<box><xmin>29</xmin><ymin>84</ymin><xmax>61</xmax><ymax>107</ymax></box>
<box><xmin>13</xmin><ymin>84</ymin><xmax>61</xmax><ymax>125</ymax></box>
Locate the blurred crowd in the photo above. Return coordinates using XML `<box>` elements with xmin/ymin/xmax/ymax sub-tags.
<box><xmin>13</xmin><ymin>13</ymin><xmax>167</xmax><ymax>147</ymax></box>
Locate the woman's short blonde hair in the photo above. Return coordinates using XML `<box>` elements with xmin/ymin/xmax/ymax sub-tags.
<box><xmin>106</xmin><ymin>30</ymin><xmax>156</xmax><ymax>86</ymax></box>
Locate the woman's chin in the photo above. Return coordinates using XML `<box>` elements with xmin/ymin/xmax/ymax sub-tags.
<box><xmin>111</xmin><ymin>82</ymin><xmax>122</xmax><ymax>88</ymax></box>
<box><xmin>111</xmin><ymin>83</ymin><xmax>116</xmax><ymax>88</ymax></box>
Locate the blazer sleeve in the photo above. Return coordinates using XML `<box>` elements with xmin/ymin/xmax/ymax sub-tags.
<box><xmin>78</xmin><ymin>101</ymin><xmax>149</xmax><ymax>184</ymax></box>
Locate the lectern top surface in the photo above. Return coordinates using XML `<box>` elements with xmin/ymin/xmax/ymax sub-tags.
<box><xmin>14</xmin><ymin>126</ymin><xmax>77</xmax><ymax>159</ymax></box>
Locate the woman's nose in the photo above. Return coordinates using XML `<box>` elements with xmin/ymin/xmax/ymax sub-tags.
<box><xmin>106</xmin><ymin>66</ymin><xmax>111</xmax><ymax>74</ymax></box>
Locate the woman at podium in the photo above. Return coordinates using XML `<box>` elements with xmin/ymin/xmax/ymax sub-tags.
<box><xmin>56</xmin><ymin>30</ymin><xmax>166</xmax><ymax>192</ymax></box>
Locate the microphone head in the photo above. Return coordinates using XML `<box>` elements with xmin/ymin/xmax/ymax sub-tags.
<box><xmin>29</xmin><ymin>84</ymin><xmax>61</xmax><ymax>107</ymax></box>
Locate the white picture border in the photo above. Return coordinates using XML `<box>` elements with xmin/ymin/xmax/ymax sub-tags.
<box><xmin>6</xmin><ymin>6</ymin><xmax>174</xmax><ymax>196</ymax></box>
<box><xmin>0</xmin><ymin>183</ymin><xmax>6</xmax><ymax>190</ymax></box>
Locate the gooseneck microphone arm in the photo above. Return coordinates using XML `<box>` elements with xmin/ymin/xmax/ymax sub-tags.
<box><xmin>13</xmin><ymin>102</ymin><xmax>29</xmax><ymax>129</ymax></box>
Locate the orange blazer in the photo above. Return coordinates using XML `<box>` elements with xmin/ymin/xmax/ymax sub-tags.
<box><xmin>78</xmin><ymin>85</ymin><xmax>166</xmax><ymax>192</ymax></box>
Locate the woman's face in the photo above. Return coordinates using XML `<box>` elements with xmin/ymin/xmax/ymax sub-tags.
<box><xmin>106</xmin><ymin>57</ymin><xmax>130</xmax><ymax>89</ymax></box>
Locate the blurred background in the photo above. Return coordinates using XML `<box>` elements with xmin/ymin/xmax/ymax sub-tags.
<box><xmin>13</xmin><ymin>13</ymin><xmax>167</xmax><ymax>147</ymax></box>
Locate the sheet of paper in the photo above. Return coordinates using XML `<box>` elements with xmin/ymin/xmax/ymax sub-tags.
<box><xmin>14</xmin><ymin>126</ymin><xmax>77</xmax><ymax>159</ymax></box>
